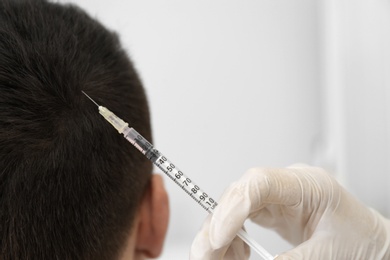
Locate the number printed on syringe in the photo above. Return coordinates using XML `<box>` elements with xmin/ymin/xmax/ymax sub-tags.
<box><xmin>155</xmin><ymin>154</ymin><xmax>218</xmax><ymax>213</ymax></box>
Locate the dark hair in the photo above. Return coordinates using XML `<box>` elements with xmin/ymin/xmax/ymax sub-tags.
<box><xmin>0</xmin><ymin>0</ymin><xmax>153</xmax><ymax>259</ymax></box>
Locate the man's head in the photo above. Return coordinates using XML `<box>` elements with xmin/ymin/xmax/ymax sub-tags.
<box><xmin>0</xmin><ymin>0</ymin><xmax>168</xmax><ymax>259</ymax></box>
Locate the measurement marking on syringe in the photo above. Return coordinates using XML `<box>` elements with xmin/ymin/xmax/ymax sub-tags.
<box><xmin>159</xmin><ymin>167</ymin><xmax>201</xmax><ymax>204</ymax></box>
<box><xmin>130</xmin><ymin>140</ymin><xmax>146</xmax><ymax>153</ymax></box>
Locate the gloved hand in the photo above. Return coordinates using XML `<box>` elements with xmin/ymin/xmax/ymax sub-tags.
<box><xmin>190</xmin><ymin>165</ymin><xmax>390</xmax><ymax>260</ymax></box>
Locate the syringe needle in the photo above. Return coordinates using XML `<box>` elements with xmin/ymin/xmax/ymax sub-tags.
<box><xmin>82</xmin><ymin>91</ymin><xmax>100</xmax><ymax>107</ymax></box>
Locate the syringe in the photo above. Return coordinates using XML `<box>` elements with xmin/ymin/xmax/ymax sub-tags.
<box><xmin>82</xmin><ymin>91</ymin><xmax>274</xmax><ymax>260</ymax></box>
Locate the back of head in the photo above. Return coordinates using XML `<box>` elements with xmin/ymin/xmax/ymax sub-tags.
<box><xmin>0</xmin><ymin>0</ymin><xmax>152</xmax><ymax>259</ymax></box>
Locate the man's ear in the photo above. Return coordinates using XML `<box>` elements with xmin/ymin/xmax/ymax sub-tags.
<box><xmin>135</xmin><ymin>174</ymin><xmax>169</xmax><ymax>258</ymax></box>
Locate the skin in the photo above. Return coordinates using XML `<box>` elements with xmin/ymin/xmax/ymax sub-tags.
<box><xmin>120</xmin><ymin>175</ymin><xmax>170</xmax><ymax>260</ymax></box>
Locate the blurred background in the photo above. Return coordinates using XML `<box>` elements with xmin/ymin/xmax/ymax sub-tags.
<box><xmin>58</xmin><ymin>0</ymin><xmax>390</xmax><ymax>258</ymax></box>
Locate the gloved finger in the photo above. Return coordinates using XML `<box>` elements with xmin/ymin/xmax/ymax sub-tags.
<box><xmin>223</xmin><ymin>235</ymin><xmax>250</xmax><ymax>260</ymax></box>
<box><xmin>190</xmin><ymin>214</ymin><xmax>249</xmax><ymax>260</ymax></box>
<box><xmin>209</xmin><ymin>168</ymin><xmax>304</xmax><ymax>248</ymax></box>
<box><xmin>274</xmin><ymin>207</ymin><xmax>390</xmax><ymax>260</ymax></box>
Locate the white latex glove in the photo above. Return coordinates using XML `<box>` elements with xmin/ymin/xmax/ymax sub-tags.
<box><xmin>190</xmin><ymin>165</ymin><xmax>390</xmax><ymax>260</ymax></box>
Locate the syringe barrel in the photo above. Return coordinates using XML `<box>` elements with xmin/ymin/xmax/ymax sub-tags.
<box><xmin>122</xmin><ymin>127</ymin><xmax>160</xmax><ymax>161</ymax></box>
<box><xmin>121</xmin><ymin>126</ymin><xmax>218</xmax><ymax>213</ymax></box>
<box><xmin>151</xmin><ymin>152</ymin><xmax>218</xmax><ymax>213</ymax></box>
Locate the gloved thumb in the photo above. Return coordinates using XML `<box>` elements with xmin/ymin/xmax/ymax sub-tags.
<box><xmin>190</xmin><ymin>213</ymin><xmax>250</xmax><ymax>260</ymax></box>
<box><xmin>208</xmin><ymin>182</ymin><xmax>252</xmax><ymax>249</ymax></box>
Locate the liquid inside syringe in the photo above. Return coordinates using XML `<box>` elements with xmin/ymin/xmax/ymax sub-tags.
<box><xmin>122</xmin><ymin>125</ymin><xmax>219</xmax><ymax>213</ymax></box>
<box><xmin>82</xmin><ymin>91</ymin><xmax>274</xmax><ymax>260</ymax></box>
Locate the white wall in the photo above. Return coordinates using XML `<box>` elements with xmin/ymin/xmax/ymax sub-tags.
<box><xmin>320</xmin><ymin>0</ymin><xmax>390</xmax><ymax>216</ymax></box>
<box><xmin>56</xmin><ymin>0</ymin><xmax>389</xmax><ymax>258</ymax></box>
<box><xmin>341</xmin><ymin>0</ymin><xmax>390</xmax><ymax>216</ymax></box>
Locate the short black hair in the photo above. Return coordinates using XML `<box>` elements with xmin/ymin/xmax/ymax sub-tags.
<box><xmin>0</xmin><ymin>0</ymin><xmax>152</xmax><ymax>259</ymax></box>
